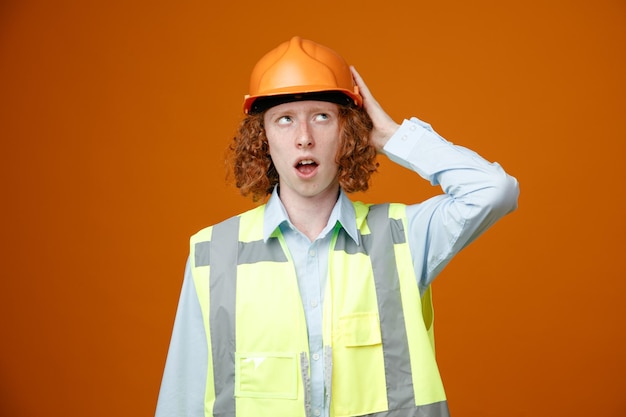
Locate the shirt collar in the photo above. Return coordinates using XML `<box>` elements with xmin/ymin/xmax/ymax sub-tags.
<box><xmin>263</xmin><ymin>186</ymin><xmax>360</xmax><ymax>245</ymax></box>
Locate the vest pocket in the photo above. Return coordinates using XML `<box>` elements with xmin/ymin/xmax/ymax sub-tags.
<box><xmin>339</xmin><ymin>312</ymin><xmax>382</xmax><ymax>347</ymax></box>
<box><xmin>234</xmin><ymin>352</ymin><xmax>298</xmax><ymax>399</ymax></box>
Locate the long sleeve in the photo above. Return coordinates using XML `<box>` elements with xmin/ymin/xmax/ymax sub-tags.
<box><xmin>155</xmin><ymin>258</ymin><xmax>208</xmax><ymax>417</ymax></box>
<box><xmin>383</xmin><ymin>117</ymin><xmax>519</xmax><ymax>293</ymax></box>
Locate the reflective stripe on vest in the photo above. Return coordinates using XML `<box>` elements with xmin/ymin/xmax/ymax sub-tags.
<box><xmin>190</xmin><ymin>203</ymin><xmax>449</xmax><ymax>417</ymax></box>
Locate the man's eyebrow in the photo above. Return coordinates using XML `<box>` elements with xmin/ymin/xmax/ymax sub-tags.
<box><xmin>308</xmin><ymin>104</ymin><xmax>340</xmax><ymax>113</ymax></box>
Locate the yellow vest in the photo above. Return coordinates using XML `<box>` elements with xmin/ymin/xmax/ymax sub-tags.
<box><xmin>190</xmin><ymin>202</ymin><xmax>449</xmax><ymax>417</ymax></box>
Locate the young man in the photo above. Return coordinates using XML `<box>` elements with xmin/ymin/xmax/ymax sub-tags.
<box><xmin>156</xmin><ymin>36</ymin><xmax>519</xmax><ymax>417</ymax></box>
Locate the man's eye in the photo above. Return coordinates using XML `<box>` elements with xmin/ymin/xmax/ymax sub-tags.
<box><xmin>316</xmin><ymin>113</ymin><xmax>329</xmax><ymax>121</ymax></box>
<box><xmin>278</xmin><ymin>116</ymin><xmax>292</xmax><ymax>124</ymax></box>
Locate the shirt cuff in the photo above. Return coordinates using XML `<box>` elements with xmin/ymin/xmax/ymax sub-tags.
<box><xmin>382</xmin><ymin>118</ymin><xmax>447</xmax><ymax>181</ymax></box>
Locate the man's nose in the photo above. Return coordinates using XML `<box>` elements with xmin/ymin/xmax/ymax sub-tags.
<box><xmin>296</xmin><ymin>122</ymin><xmax>313</xmax><ymax>148</ymax></box>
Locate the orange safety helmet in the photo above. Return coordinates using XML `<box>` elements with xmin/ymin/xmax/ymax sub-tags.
<box><xmin>243</xmin><ymin>36</ymin><xmax>362</xmax><ymax>114</ymax></box>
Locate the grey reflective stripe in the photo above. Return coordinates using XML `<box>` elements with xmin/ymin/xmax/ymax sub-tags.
<box><xmin>390</xmin><ymin>218</ymin><xmax>406</xmax><ymax>245</ymax></box>
<box><xmin>334</xmin><ymin>229</ymin><xmax>366</xmax><ymax>254</ymax></box>
<box><xmin>332</xmin><ymin>215</ymin><xmax>404</xmax><ymax>254</ymax></box>
<box><xmin>362</xmin><ymin>401</ymin><xmax>450</xmax><ymax>417</ymax></box>
<box><xmin>208</xmin><ymin>216</ymin><xmax>239</xmax><ymax>417</ymax></box>
<box><xmin>323</xmin><ymin>345</ymin><xmax>333</xmax><ymax>413</ymax></box>
<box><xmin>300</xmin><ymin>352</ymin><xmax>312</xmax><ymax>417</ymax></box>
<box><xmin>361</xmin><ymin>204</ymin><xmax>416</xmax><ymax>410</ymax></box>
<box><xmin>195</xmin><ymin>241</ymin><xmax>211</xmax><ymax>267</ymax></box>
<box><xmin>238</xmin><ymin>237</ymin><xmax>288</xmax><ymax>264</ymax></box>
<box><xmin>197</xmin><ymin>238</ymin><xmax>288</xmax><ymax>267</ymax></box>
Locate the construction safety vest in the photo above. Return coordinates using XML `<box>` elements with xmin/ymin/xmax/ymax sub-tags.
<box><xmin>190</xmin><ymin>202</ymin><xmax>450</xmax><ymax>417</ymax></box>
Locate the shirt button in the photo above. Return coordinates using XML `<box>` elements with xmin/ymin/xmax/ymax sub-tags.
<box><xmin>309</xmin><ymin>249</ymin><xmax>316</xmax><ymax>257</ymax></box>
<box><xmin>409</xmin><ymin>124</ymin><xmax>417</xmax><ymax>131</ymax></box>
<box><xmin>310</xmin><ymin>299</ymin><xmax>319</xmax><ymax>308</ymax></box>
<box><xmin>312</xmin><ymin>353</ymin><xmax>320</xmax><ymax>361</ymax></box>
<box><xmin>401</xmin><ymin>134</ymin><xmax>408</xmax><ymax>141</ymax></box>
<box><xmin>314</xmin><ymin>409</ymin><xmax>321</xmax><ymax>416</ymax></box>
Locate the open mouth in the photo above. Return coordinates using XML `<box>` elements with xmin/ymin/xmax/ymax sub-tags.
<box><xmin>295</xmin><ymin>159</ymin><xmax>318</xmax><ymax>175</ymax></box>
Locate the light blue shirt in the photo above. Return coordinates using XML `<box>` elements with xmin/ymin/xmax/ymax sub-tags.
<box><xmin>155</xmin><ymin>117</ymin><xmax>519</xmax><ymax>417</ymax></box>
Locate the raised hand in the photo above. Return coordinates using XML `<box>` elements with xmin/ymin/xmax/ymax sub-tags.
<box><xmin>351</xmin><ymin>66</ymin><xmax>401</xmax><ymax>152</ymax></box>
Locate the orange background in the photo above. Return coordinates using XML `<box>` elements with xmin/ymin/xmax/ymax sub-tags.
<box><xmin>1</xmin><ymin>0</ymin><xmax>625</xmax><ymax>416</ymax></box>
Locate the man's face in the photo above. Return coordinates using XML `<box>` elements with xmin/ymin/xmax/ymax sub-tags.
<box><xmin>263</xmin><ymin>100</ymin><xmax>342</xmax><ymax>203</ymax></box>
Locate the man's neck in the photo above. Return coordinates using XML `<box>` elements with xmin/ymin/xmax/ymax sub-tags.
<box><xmin>279</xmin><ymin>187</ymin><xmax>340</xmax><ymax>241</ymax></box>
